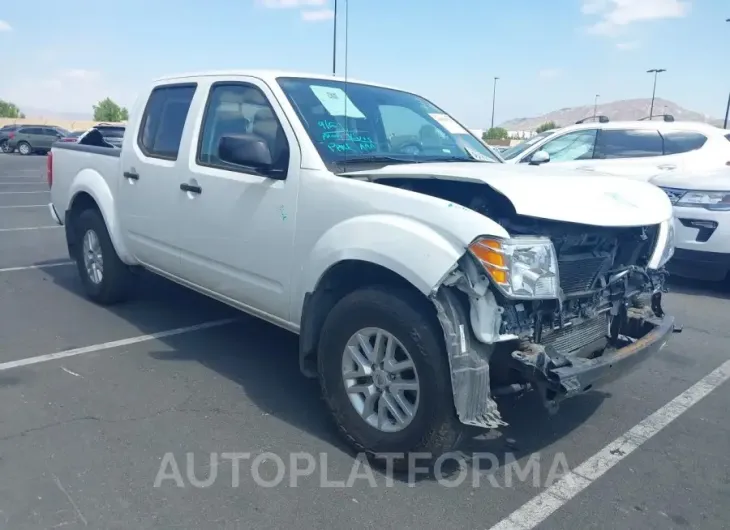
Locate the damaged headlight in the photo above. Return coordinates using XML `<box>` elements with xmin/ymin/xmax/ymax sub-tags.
<box><xmin>469</xmin><ymin>236</ymin><xmax>560</xmax><ymax>299</ymax></box>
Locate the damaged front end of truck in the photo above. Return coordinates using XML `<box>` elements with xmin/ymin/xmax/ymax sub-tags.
<box><xmin>429</xmin><ymin>216</ymin><xmax>678</xmax><ymax>430</ymax></box>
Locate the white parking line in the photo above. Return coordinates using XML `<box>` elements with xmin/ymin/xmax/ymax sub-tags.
<box><xmin>0</xmin><ymin>226</ymin><xmax>61</xmax><ymax>232</ymax></box>
<box><xmin>0</xmin><ymin>204</ymin><xmax>46</xmax><ymax>209</ymax></box>
<box><xmin>0</xmin><ymin>191</ymin><xmax>49</xmax><ymax>195</ymax></box>
<box><xmin>0</xmin><ymin>182</ymin><xmax>46</xmax><ymax>185</ymax></box>
<box><xmin>488</xmin><ymin>358</ymin><xmax>730</xmax><ymax>530</ymax></box>
<box><xmin>0</xmin><ymin>261</ymin><xmax>74</xmax><ymax>273</ymax></box>
<box><xmin>0</xmin><ymin>318</ymin><xmax>238</xmax><ymax>372</ymax></box>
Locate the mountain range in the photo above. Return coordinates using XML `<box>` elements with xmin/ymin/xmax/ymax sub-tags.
<box><xmin>498</xmin><ymin>98</ymin><xmax>725</xmax><ymax>131</ymax></box>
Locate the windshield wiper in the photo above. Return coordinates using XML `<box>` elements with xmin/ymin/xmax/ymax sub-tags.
<box><xmin>335</xmin><ymin>155</ymin><xmax>423</xmax><ymax>166</ymax></box>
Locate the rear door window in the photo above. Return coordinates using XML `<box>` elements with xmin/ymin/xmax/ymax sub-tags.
<box><xmin>661</xmin><ymin>131</ymin><xmax>708</xmax><ymax>154</ymax></box>
<box><xmin>595</xmin><ymin>129</ymin><xmax>664</xmax><ymax>158</ymax></box>
<box><xmin>138</xmin><ymin>84</ymin><xmax>197</xmax><ymax>160</ymax></box>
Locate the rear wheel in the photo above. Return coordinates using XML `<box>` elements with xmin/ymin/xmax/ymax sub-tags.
<box><xmin>17</xmin><ymin>142</ymin><xmax>32</xmax><ymax>155</ymax></box>
<box><xmin>318</xmin><ymin>286</ymin><xmax>461</xmax><ymax>468</ymax></box>
<box><xmin>73</xmin><ymin>208</ymin><xmax>133</xmax><ymax>305</ymax></box>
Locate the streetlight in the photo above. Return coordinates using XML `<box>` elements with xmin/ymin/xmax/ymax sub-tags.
<box><xmin>722</xmin><ymin>18</ymin><xmax>730</xmax><ymax>129</ymax></box>
<box><xmin>647</xmin><ymin>68</ymin><xmax>666</xmax><ymax>119</ymax></box>
<box><xmin>490</xmin><ymin>77</ymin><xmax>499</xmax><ymax>129</ymax></box>
<box><xmin>593</xmin><ymin>94</ymin><xmax>600</xmax><ymax>118</ymax></box>
<box><xmin>332</xmin><ymin>0</ymin><xmax>338</xmax><ymax>75</ymax></box>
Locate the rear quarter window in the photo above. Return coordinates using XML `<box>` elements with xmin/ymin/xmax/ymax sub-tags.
<box><xmin>662</xmin><ymin>131</ymin><xmax>708</xmax><ymax>154</ymax></box>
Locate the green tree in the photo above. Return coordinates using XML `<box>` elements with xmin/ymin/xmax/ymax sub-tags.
<box><xmin>536</xmin><ymin>121</ymin><xmax>557</xmax><ymax>133</ymax></box>
<box><xmin>0</xmin><ymin>99</ymin><xmax>23</xmax><ymax>119</ymax></box>
<box><xmin>93</xmin><ymin>98</ymin><xmax>129</xmax><ymax>122</ymax></box>
<box><xmin>483</xmin><ymin>127</ymin><xmax>509</xmax><ymax>141</ymax></box>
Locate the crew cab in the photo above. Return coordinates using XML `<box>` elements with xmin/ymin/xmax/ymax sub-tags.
<box><xmin>47</xmin><ymin>70</ymin><xmax>677</xmax><ymax>463</ymax></box>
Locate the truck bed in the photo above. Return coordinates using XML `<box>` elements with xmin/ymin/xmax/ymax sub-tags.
<box><xmin>50</xmin><ymin>142</ymin><xmax>121</xmax><ymax>224</ymax></box>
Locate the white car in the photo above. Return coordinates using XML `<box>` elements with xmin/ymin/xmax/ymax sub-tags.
<box><xmin>46</xmin><ymin>70</ymin><xmax>676</xmax><ymax>463</ymax></box>
<box><xmin>651</xmin><ymin>168</ymin><xmax>730</xmax><ymax>281</ymax></box>
<box><xmin>500</xmin><ymin>119</ymin><xmax>730</xmax><ymax>180</ymax></box>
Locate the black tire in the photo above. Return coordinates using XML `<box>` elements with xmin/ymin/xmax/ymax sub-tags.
<box><xmin>0</xmin><ymin>140</ymin><xmax>10</xmax><ymax>154</ymax></box>
<box><xmin>318</xmin><ymin>285</ymin><xmax>461</xmax><ymax>469</ymax></box>
<box><xmin>73</xmin><ymin>208</ymin><xmax>133</xmax><ymax>305</ymax></box>
<box><xmin>17</xmin><ymin>141</ymin><xmax>32</xmax><ymax>155</ymax></box>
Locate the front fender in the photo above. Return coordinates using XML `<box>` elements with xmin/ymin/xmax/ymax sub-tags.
<box><xmin>68</xmin><ymin>169</ymin><xmax>134</xmax><ymax>264</ymax></box>
<box><xmin>294</xmin><ymin>213</ymin><xmax>498</xmax><ymax>324</ymax></box>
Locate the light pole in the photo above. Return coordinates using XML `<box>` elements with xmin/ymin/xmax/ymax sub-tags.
<box><xmin>647</xmin><ymin>68</ymin><xmax>666</xmax><ymax>119</ymax></box>
<box><xmin>332</xmin><ymin>0</ymin><xmax>338</xmax><ymax>75</ymax></box>
<box><xmin>722</xmin><ymin>18</ymin><xmax>730</xmax><ymax>129</ymax></box>
<box><xmin>490</xmin><ymin>76</ymin><xmax>499</xmax><ymax>129</ymax></box>
<box><xmin>593</xmin><ymin>94</ymin><xmax>600</xmax><ymax>118</ymax></box>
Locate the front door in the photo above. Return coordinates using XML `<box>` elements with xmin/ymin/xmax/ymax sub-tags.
<box><xmin>117</xmin><ymin>83</ymin><xmax>198</xmax><ymax>276</ymax></box>
<box><xmin>174</xmin><ymin>78</ymin><xmax>301</xmax><ymax>321</ymax></box>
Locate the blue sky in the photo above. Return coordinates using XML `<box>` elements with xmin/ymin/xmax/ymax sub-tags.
<box><xmin>0</xmin><ymin>0</ymin><xmax>727</xmax><ymax>127</ymax></box>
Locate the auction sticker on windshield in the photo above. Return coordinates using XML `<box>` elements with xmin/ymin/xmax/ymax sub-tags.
<box><xmin>429</xmin><ymin>113</ymin><xmax>467</xmax><ymax>134</ymax></box>
<box><xmin>310</xmin><ymin>86</ymin><xmax>365</xmax><ymax>119</ymax></box>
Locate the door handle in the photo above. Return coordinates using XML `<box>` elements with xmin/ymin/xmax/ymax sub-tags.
<box><xmin>180</xmin><ymin>183</ymin><xmax>202</xmax><ymax>194</ymax></box>
<box><xmin>658</xmin><ymin>164</ymin><xmax>676</xmax><ymax>171</ymax></box>
<box><xmin>123</xmin><ymin>171</ymin><xmax>139</xmax><ymax>180</ymax></box>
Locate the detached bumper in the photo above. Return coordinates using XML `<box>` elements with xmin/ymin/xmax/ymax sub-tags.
<box><xmin>511</xmin><ymin>314</ymin><xmax>675</xmax><ymax>406</ymax></box>
<box><xmin>549</xmin><ymin>315</ymin><xmax>674</xmax><ymax>399</ymax></box>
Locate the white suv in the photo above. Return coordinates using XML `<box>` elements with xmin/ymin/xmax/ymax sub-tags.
<box><xmin>500</xmin><ymin>119</ymin><xmax>730</xmax><ymax>180</ymax></box>
<box><xmin>651</xmin><ymin>167</ymin><xmax>730</xmax><ymax>282</ymax></box>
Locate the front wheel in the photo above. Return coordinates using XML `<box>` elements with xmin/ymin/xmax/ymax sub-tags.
<box><xmin>318</xmin><ymin>286</ymin><xmax>461</xmax><ymax>467</ymax></box>
<box><xmin>73</xmin><ymin>208</ymin><xmax>134</xmax><ymax>305</ymax></box>
<box><xmin>0</xmin><ymin>140</ymin><xmax>11</xmax><ymax>154</ymax></box>
<box><xmin>17</xmin><ymin>142</ymin><xmax>32</xmax><ymax>155</ymax></box>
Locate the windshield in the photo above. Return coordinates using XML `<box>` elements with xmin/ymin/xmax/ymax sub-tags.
<box><xmin>276</xmin><ymin>77</ymin><xmax>501</xmax><ymax>167</ymax></box>
<box><xmin>500</xmin><ymin>130</ymin><xmax>556</xmax><ymax>160</ymax></box>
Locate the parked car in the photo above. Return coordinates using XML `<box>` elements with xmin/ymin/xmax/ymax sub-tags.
<box><xmin>1</xmin><ymin>124</ymin><xmax>45</xmax><ymax>153</ymax></box>
<box><xmin>58</xmin><ymin>130</ymin><xmax>88</xmax><ymax>143</ymax></box>
<box><xmin>47</xmin><ymin>70</ymin><xmax>677</xmax><ymax>464</ymax></box>
<box><xmin>652</xmin><ymin>167</ymin><xmax>730</xmax><ymax>281</ymax></box>
<box><xmin>6</xmin><ymin>126</ymin><xmax>69</xmax><ymax>155</ymax></box>
<box><xmin>75</xmin><ymin>123</ymin><xmax>125</xmax><ymax>148</ymax></box>
<box><xmin>500</xmin><ymin>118</ymin><xmax>730</xmax><ymax>180</ymax></box>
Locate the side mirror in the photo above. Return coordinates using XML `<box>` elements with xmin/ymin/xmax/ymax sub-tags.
<box><xmin>217</xmin><ymin>133</ymin><xmax>273</xmax><ymax>168</ymax></box>
<box><xmin>529</xmin><ymin>150</ymin><xmax>550</xmax><ymax>165</ymax></box>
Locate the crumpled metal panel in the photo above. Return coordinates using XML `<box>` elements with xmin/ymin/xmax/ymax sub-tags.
<box><xmin>432</xmin><ymin>287</ymin><xmax>507</xmax><ymax>429</ymax></box>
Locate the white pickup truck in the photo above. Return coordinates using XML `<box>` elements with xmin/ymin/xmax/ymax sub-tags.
<box><xmin>47</xmin><ymin>70</ymin><xmax>677</xmax><ymax>463</ymax></box>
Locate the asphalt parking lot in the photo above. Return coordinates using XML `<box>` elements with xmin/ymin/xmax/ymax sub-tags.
<box><xmin>0</xmin><ymin>154</ymin><xmax>728</xmax><ymax>530</ymax></box>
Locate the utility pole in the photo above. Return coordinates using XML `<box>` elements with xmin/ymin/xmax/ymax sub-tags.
<box><xmin>593</xmin><ymin>94</ymin><xmax>600</xmax><ymax>118</ymax></box>
<box><xmin>332</xmin><ymin>0</ymin><xmax>338</xmax><ymax>75</ymax></box>
<box><xmin>646</xmin><ymin>68</ymin><xmax>666</xmax><ymax>119</ymax></box>
<box><xmin>722</xmin><ymin>18</ymin><xmax>730</xmax><ymax>129</ymax></box>
<box><xmin>490</xmin><ymin>76</ymin><xmax>499</xmax><ymax>129</ymax></box>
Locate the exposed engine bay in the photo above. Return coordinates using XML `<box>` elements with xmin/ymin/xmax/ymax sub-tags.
<box><xmin>373</xmin><ymin>176</ymin><xmax>677</xmax><ymax>426</ymax></box>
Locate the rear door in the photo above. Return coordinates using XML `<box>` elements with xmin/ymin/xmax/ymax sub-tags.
<box><xmin>117</xmin><ymin>83</ymin><xmax>197</xmax><ymax>276</ymax></box>
<box><xmin>40</xmin><ymin>127</ymin><xmax>61</xmax><ymax>149</ymax></box>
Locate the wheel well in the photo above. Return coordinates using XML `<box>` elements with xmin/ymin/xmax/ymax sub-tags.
<box><xmin>66</xmin><ymin>192</ymin><xmax>101</xmax><ymax>258</ymax></box>
<box><xmin>298</xmin><ymin>259</ymin><xmax>438</xmax><ymax>378</ymax></box>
